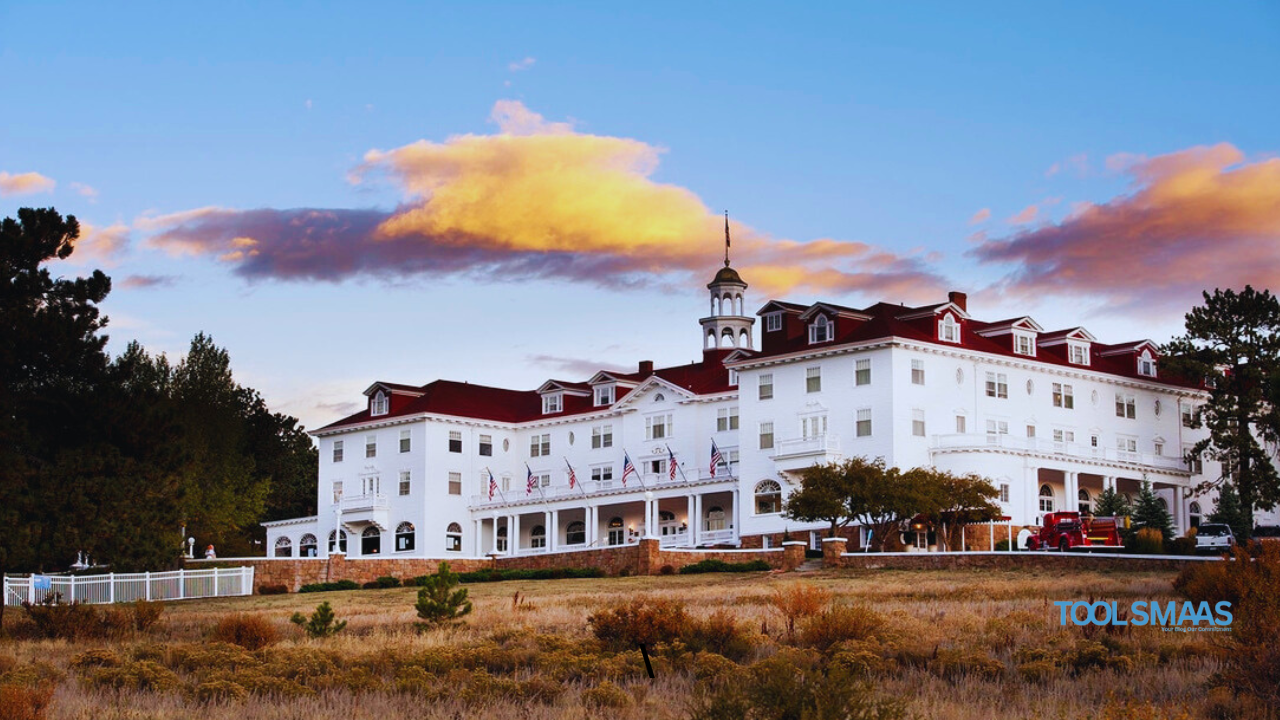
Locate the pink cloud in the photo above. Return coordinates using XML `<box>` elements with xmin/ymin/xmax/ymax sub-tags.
<box><xmin>0</xmin><ymin>171</ymin><xmax>56</xmax><ymax>196</ymax></box>
<box><xmin>1006</xmin><ymin>204</ymin><xmax>1039</xmax><ymax>225</ymax></box>
<box><xmin>969</xmin><ymin>208</ymin><xmax>991</xmax><ymax>225</ymax></box>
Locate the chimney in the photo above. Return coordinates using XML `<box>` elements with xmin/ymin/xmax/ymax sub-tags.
<box><xmin>948</xmin><ymin>291</ymin><xmax>967</xmax><ymax>312</ymax></box>
<box><xmin>638</xmin><ymin>360</ymin><xmax>654</xmax><ymax>377</ymax></box>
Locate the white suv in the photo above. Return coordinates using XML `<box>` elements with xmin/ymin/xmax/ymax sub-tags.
<box><xmin>1194</xmin><ymin>523</ymin><xmax>1236</xmax><ymax>552</ymax></box>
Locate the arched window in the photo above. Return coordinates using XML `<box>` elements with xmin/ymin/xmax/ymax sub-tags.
<box><xmin>740</xmin><ymin>328</ymin><xmax>750</xmax><ymax>347</ymax></box>
<box><xmin>299</xmin><ymin>534</ymin><xmax>318</xmax><ymax>558</ymax></box>
<box><xmin>371</xmin><ymin>390</ymin><xmax>388</xmax><ymax>416</ymax></box>
<box><xmin>1077</xmin><ymin>489</ymin><xmax>1092</xmax><ymax>515</ymax></box>
<box><xmin>362</xmin><ymin>525</ymin><xmax>381</xmax><ymax>555</ymax></box>
<box><xmin>754</xmin><ymin>480</ymin><xmax>782</xmax><ymax>515</ymax></box>
<box><xmin>395</xmin><ymin>522</ymin><xmax>416</xmax><ymax>552</ymax></box>
<box><xmin>446</xmin><ymin>522</ymin><xmax>462</xmax><ymax>552</ymax></box>
<box><xmin>496</xmin><ymin>525</ymin><xmax>508</xmax><ymax>553</ymax></box>
<box><xmin>1189</xmin><ymin>502</ymin><xmax>1202</xmax><ymax>528</ymax></box>
<box><xmin>274</xmin><ymin>536</ymin><xmax>293</xmax><ymax>558</ymax></box>
<box><xmin>706</xmin><ymin>506</ymin><xmax>726</xmax><ymax>531</ymax></box>
<box><xmin>939</xmin><ymin>314</ymin><xmax>960</xmax><ymax>343</ymax></box>
<box><xmin>721</xmin><ymin>327</ymin><xmax>736</xmax><ymax>348</ymax></box>
<box><xmin>1157</xmin><ymin>497</ymin><xmax>1168</xmax><ymax>510</ymax></box>
<box><xmin>809</xmin><ymin>315</ymin><xmax>831</xmax><ymax>344</ymax></box>
<box><xmin>1039</xmin><ymin>484</ymin><xmax>1054</xmax><ymax>513</ymax></box>
<box><xmin>328</xmin><ymin>529</ymin><xmax>347</xmax><ymax>554</ymax></box>
<box><xmin>530</xmin><ymin>524</ymin><xmax>546</xmax><ymax>549</ymax></box>
<box><xmin>566</xmin><ymin>521</ymin><xmax>586</xmax><ymax>545</ymax></box>
<box><xmin>607</xmin><ymin>517</ymin><xmax>625</xmax><ymax>546</ymax></box>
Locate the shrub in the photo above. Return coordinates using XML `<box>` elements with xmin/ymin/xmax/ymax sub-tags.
<box><xmin>290</xmin><ymin>601</ymin><xmax>348</xmax><ymax>639</ymax></box>
<box><xmin>208</xmin><ymin>613</ymin><xmax>280</xmax><ymax>650</ymax></box>
<box><xmin>582</xmin><ymin>680</ymin><xmax>632</xmax><ymax>708</ymax></box>
<box><xmin>415</xmin><ymin>561</ymin><xmax>473</xmax><ymax>629</ymax></box>
<box><xmin>1016</xmin><ymin>659</ymin><xmax>1058</xmax><ymax>683</ymax></box>
<box><xmin>90</xmin><ymin>660</ymin><xmax>181</xmax><ymax>692</ymax></box>
<box><xmin>589</xmin><ymin>598</ymin><xmax>690</xmax><ymax>650</ymax></box>
<box><xmin>685</xmin><ymin>609</ymin><xmax>758</xmax><ymax>662</ymax></box>
<box><xmin>769</xmin><ymin>583</ymin><xmax>832</xmax><ymax>638</ymax></box>
<box><xmin>258</xmin><ymin>584</ymin><xmax>288</xmax><ymax>595</ymax></box>
<box><xmin>690</xmin><ymin>650</ymin><xmax>905</xmax><ymax>720</ymax></box>
<box><xmin>1129</xmin><ymin>527</ymin><xmax>1165</xmax><ymax>554</ymax></box>
<box><xmin>21</xmin><ymin>595</ymin><xmax>103</xmax><ymax>640</ymax></box>
<box><xmin>678</xmin><ymin>559</ymin><xmax>772</xmax><ymax>574</ymax></box>
<box><xmin>298</xmin><ymin>580</ymin><xmax>360</xmax><ymax>593</ymax></box>
<box><xmin>0</xmin><ymin>684</ymin><xmax>54</xmax><ymax>720</ymax></box>
<box><xmin>929</xmin><ymin>649</ymin><xmax>1004</xmax><ymax>681</ymax></box>
<box><xmin>798</xmin><ymin>604</ymin><xmax>884</xmax><ymax>653</ymax></box>
<box><xmin>659</xmin><ymin>564</ymin><xmax>676</xmax><ymax>575</ymax></box>
<box><xmin>195</xmin><ymin>679</ymin><xmax>250</xmax><ymax>703</ymax></box>
<box><xmin>363</xmin><ymin>576</ymin><xmax>401</xmax><ymax>590</ymax></box>
<box><xmin>1167</xmin><ymin>536</ymin><xmax>1197</xmax><ymax>556</ymax></box>
<box><xmin>70</xmin><ymin>649</ymin><xmax>123</xmax><ymax>670</ymax></box>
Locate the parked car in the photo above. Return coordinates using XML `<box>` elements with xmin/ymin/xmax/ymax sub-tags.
<box><xmin>1194</xmin><ymin>523</ymin><xmax>1236</xmax><ymax>552</ymax></box>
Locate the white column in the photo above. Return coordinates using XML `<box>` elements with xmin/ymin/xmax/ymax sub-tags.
<box><xmin>686</xmin><ymin>495</ymin><xmax>695</xmax><ymax>547</ymax></box>
<box><xmin>1173</xmin><ymin>487</ymin><xmax>1186</xmax><ymax>535</ymax></box>
<box><xmin>692</xmin><ymin>494</ymin><xmax>703</xmax><ymax>545</ymax></box>
<box><xmin>1025</xmin><ymin>464</ymin><xmax>1039</xmax><ymax>524</ymax></box>
<box><xmin>549</xmin><ymin>510</ymin><xmax>558</xmax><ymax>552</ymax></box>
<box><xmin>587</xmin><ymin>506</ymin><xmax>596</xmax><ymax>546</ymax></box>
<box><xmin>511</xmin><ymin>514</ymin><xmax>521</xmax><ymax>555</ymax></box>
<box><xmin>731</xmin><ymin>488</ymin><xmax>740</xmax><ymax>542</ymax></box>
<box><xmin>490</xmin><ymin>514</ymin><xmax>500</xmax><ymax>555</ymax></box>
<box><xmin>474</xmin><ymin>519</ymin><xmax>482</xmax><ymax>557</ymax></box>
<box><xmin>643</xmin><ymin>492</ymin><xmax>655</xmax><ymax>538</ymax></box>
<box><xmin>1103</xmin><ymin>476</ymin><xmax>1116</xmax><ymax>493</ymax></box>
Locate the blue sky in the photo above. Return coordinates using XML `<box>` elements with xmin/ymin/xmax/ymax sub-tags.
<box><xmin>2</xmin><ymin>2</ymin><xmax>1278</xmax><ymax>430</ymax></box>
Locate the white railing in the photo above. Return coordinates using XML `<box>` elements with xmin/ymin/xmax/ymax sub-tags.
<box><xmin>3</xmin><ymin>566</ymin><xmax>255</xmax><ymax>607</ymax></box>
<box><xmin>698</xmin><ymin>529</ymin><xmax>737</xmax><ymax>545</ymax></box>
<box><xmin>773</xmin><ymin>434</ymin><xmax>841</xmax><ymax>459</ymax></box>
<box><xmin>659</xmin><ymin>531</ymin><xmax>691</xmax><ymax>548</ymax></box>
<box><xmin>931</xmin><ymin>433</ymin><xmax>1188</xmax><ymax>472</ymax></box>
<box><xmin>340</xmin><ymin>493</ymin><xmax>389</xmax><ymax>512</ymax></box>
<box><xmin>469</xmin><ymin>473</ymin><xmax>736</xmax><ymax>509</ymax></box>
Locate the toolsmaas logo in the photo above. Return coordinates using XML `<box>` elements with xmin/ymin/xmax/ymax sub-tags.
<box><xmin>1054</xmin><ymin>601</ymin><xmax>1233</xmax><ymax>632</ymax></box>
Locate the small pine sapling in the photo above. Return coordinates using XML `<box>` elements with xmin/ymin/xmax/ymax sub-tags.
<box><xmin>290</xmin><ymin>601</ymin><xmax>348</xmax><ymax>638</ymax></box>
<box><xmin>414</xmin><ymin>561</ymin><xmax>473</xmax><ymax>629</ymax></box>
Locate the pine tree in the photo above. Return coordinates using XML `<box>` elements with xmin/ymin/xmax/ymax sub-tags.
<box><xmin>1131</xmin><ymin>481</ymin><xmax>1175</xmax><ymax>541</ymax></box>
<box><xmin>1208</xmin><ymin>482</ymin><xmax>1252</xmax><ymax>541</ymax></box>
<box><xmin>290</xmin><ymin>601</ymin><xmax>347</xmax><ymax>638</ymax></box>
<box><xmin>1094</xmin><ymin>487</ymin><xmax>1131</xmax><ymax>518</ymax></box>
<box><xmin>414</xmin><ymin>561</ymin><xmax>473</xmax><ymax>628</ymax></box>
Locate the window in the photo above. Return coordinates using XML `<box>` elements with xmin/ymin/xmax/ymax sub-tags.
<box><xmin>855</xmin><ymin>358</ymin><xmax>871</xmax><ymax>386</ymax></box>
<box><xmin>646</xmin><ymin>414</ymin><xmax>672</xmax><ymax>440</ymax></box>
<box><xmin>715</xmin><ymin>448</ymin><xmax>739</xmax><ymax>474</ymax></box>
<box><xmin>1053</xmin><ymin>429</ymin><xmax>1075</xmax><ymax>444</ymax></box>
<box><xmin>479</xmin><ymin>434</ymin><xmax>493</xmax><ymax>456</ymax></box>
<box><xmin>754</xmin><ymin>480</ymin><xmax>782</xmax><ymax>514</ymax></box>
<box><xmin>533</xmin><ymin>472</ymin><xmax>551</xmax><ymax>488</ymax></box>
<box><xmin>985</xmin><ymin>419</ymin><xmax>1009</xmax><ymax>435</ymax></box>
<box><xmin>985</xmin><ymin>372</ymin><xmax>1008</xmax><ymax>399</ymax></box>
<box><xmin>332</xmin><ymin>481</ymin><xmax>343</xmax><ymax>504</ymax></box>
<box><xmin>911</xmin><ymin>359</ymin><xmax>925</xmax><ymax>385</ymax></box>
<box><xmin>448</xmin><ymin>472</ymin><xmax>461</xmax><ymax>496</ymax></box>
<box><xmin>371</xmin><ymin>391</ymin><xmax>388</xmax><ymax>416</ymax></box>
<box><xmin>530</xmin><ymin>433</ymin><xmax>551</xmax><ymax>457</ymax></box>
<box><xmin>759</xmin><ymin>373</ymin><xmax>774</xmax><ymax>400</ymax></box>
<box><xmin>955</xmin><ymin>415</ymin><xmax>967</xmax><ymax>433</ymax></box>
<box><xmin>399</xmin><ymin>470</ymin><xmax>411</xmax><ymax>496</ymax></box>
<box><xmin>448</xmin><ymin>430</ymin><xmax>462</xmax><ymax>453</ymax></box>
<box><xmin>647</xmin><ymin>458</ymin><xmax>667</xmax><ymax>476</ymax></box>
<box><xmin>361</xmin><ymin>526</ymin><xmax>381</xmax><ymax>555</ymax></box>
<box><xmin>765</xmin><ymin>313</ymin><xmax>783</xmax><ymax>332</ymax></box>
<box><xmin>591</xmin><ymin>425</ymin><xmax>613</xmax><ymax>449</ymax></box>
<box><xmin>542</xmin><ymin>393</ymin><xmax>562</xmax><ymax>414</ymax></box>
<box><xmin>496</xmin><ymin>526</ymin><xmax>508</xmax><ymax>553</ymax></box>
<box><xmin>1189</xmin><ymin>503</ymin><xmax>1202</xmax><ymax>529</ymax></box>
<box><xmin>1186</xmin><ymin>448</ymin><xmax>1203</xmax><ymax>475</ymax></box>
<box><xmin>566</xmin><ymin>521</ymin><xmax>586</xmax><ymax>546</ymax></box>
<box><xmin>1052</xmin><ymin>383</ymin><xmax>1074</xmax><ymax>409</ymax></box>
<box><xmin>717</xmin><ymin>407</ymin><xmax>740</xmax><ymax>432</ymax></box>
<box><xmin>1014</xmin><ymin>333</ymin><xmax>1036</xmax><ymax>356</ymax></box>
<box><xmin>1117</xmin><ymin>436</ymin><xmax>1137</xmax><ymax>454</ymax></box>
<box><xmin>759</xmin><ymin>422</ymin><xmax>775</xmax><ymax>450</ymax></box>
<box><xmin>1115</xmin><ymin>393</ymin><xmax>1136</xmax><ymax>419</ymax></box>
<box><xmin>332</xmin><ymin>440</ymin><xmax>344</xmax><ymax>463</ymax></box>
<box><xmin>939</xmin><ymin>314</ymin><xmax>960</xmax><ymax>343</ymax></box>
<box><xmin>607</xmin><ymin>517</ymin><xmax>625</xmax><ymax>546</ymax></box>
<box><xmin>809</xmin><ymin>315</ymin><xmax>831</xmax><ymax>343</ymax></box>
<box><xmin>806</xmin><ymin>366</ymin><xmax>822</xmax><ymax>393</ymax></box>
<box><xmin>591</xmin><ymin>465</ymin><xmax>614</xmax><ymax>485</ymax></box>
<box><xmin>445</xmin><ymin>523</ymin><xmax>462</xmax><ymax>552</ymax></box>
<box><xmin>530</xmin><ymin>525</ymin><xmax>546</xmax><ymax>549</ymax></box>
<box><xmin>1180</xmin><ymin>404</ymin><xmax>1194</xmax><ymax>428</ymax></box>
<box><xmin>801</xmin><ymin>414</ymin><xmax>827</xmax><ymax>439</ymax></box>
<box><xmin>912</xmin><ymin>409</ymin><xmax>926</xmax><ymax>437</ymax></box>
<box><xmin>274</xmin><ymin>536</ymin><xmax>293</xmax><ymax>558</ymax></box>
<box><xmin>729</xmin><ymin>370</ymin><xmax>738</xmax><ymax>386</ymax></box>
<box><xmin>328</xmin><ymin>529</ymin><xmax>347</xmax><ymax>554</ymax></box>
<box><xmin>1039</xmin><ymin>485</ymin><xmax>1054</xmax><ymax>513</ymax></box>
<box><xmin>999</xmin><ymin>484</ymin><xmax>1010</xmax><ymax>503</ymax></box>
<box><xmin>365</xmin><ymin>434</ymin><xmax>377</xmax><ymax>458</ymax></box>
<box><xmin>706</xmin><ymin>506</ymin><xmax>726</xmax><ymax>531</ymax></box>
<box><xmin>395</xmin><ymin>522</ymin><xmax>415</xmax><ymax>552</ymax></box>
<box><xmin>399</xmin><ymin>429</ymin><xmax>411</xmax><ymax>453</ymax></box>
<box><xmin>595</xmin><ymin>385</ymin><xmax>615</xmax><ymax>406</ymax></box>
<box><xmin>1069</xmin><ymin>343</ymin><xmax>1089</xmax><ymax>365</ymax></box>
<box><xmin>1137</xmin><ymin>352</ymin><xmax>1157</xmax><ymax>377</ymax></box>
<box><xmin>1026</xmin><ymin>425</ymin><xmax>1036</xmax><ymax>438</ymax></box>
<box><xmin>1078</xmin><ymin>490</ymin><xmax>1092</xmax><ymax>515</ymax></box>
<box><xmin>1154</xmin><ymin>441</ymin><xmax>1164</xmax><ymax>456</ymax></box>
<box><xmin>856</xmin><ymin>408</ymin><xmax>872</xmax><ymax>437</ymax></box>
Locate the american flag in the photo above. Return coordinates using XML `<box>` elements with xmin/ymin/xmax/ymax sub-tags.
<box><xmin>526</xmin><ymin>464</ymin><xmax>536</xmax><ymax>495</ymax></box>
<box><xmin>710</xmin><ymin>440</ymin><xmax>724</xmax><ymax>477</ymax></box>
<box><xmin>622</xmin><ymin>452</ymin><xmax>637</xmax><ymax>486</ymax></box>
<box><xmin>667</xmin><ymin>446</ymin><xmax>678</xmax><ymax>481</ymax></box>
<box><xmin>566</xmin><ymin>458</ymin><xmax>578</xmax><ymax>489</ymax></box>
<box><xmin>487</xmin><ymin>469</ymin><xmax>497</xmax><ymax>500</ymax></box>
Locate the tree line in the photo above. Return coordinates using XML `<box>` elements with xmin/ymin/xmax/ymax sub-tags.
<box><xmin>0</xmin><ymin>208</ymin><xmax>317</xmax><ymax>586</ymax></box>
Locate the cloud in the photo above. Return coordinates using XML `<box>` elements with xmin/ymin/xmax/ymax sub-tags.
<box><xmin>969</xmin><ymin>208</ymin><xmax>990</xmax><ymax>225</ymax></box>
<box><xmin>1045</xmin><ymin>153</ymin><xmax>1089</xmax><ymax>178</ymax></box>
<box><xmin>66</xmin><ymin>222</ymin><xmax>130</xmax><ymax>267</ymax></box>
<box><xmin>120</xmin><ymin>274</ymin><xmax>177</xmax><ymax>289</ymax></box>
<box><xmin>972</xmin><ymin>143</ymin><xmax>1280</xmax><ymax>314</ymax></box>
<box><xmin>507</xmin><ymin>56</ymin><xmax>536</xmax><ymax>72</ymax></box>
<box><xmin>0</xmin><ymin>171</ymin><xmax>56</xmax><ymax>196</ymax></box>
<box><xmin>70</xmin><ymin>182</ymin><xmax>99</xmax><ymax>201</ymax></box>
<box><xmin>527</xmin><ymin>354</ymin><xmax>630</xmax><ymax>377</ymax></box>
<box><xmin>1006</xmin><ymin>204</ymin><xmax>1039</xmax><ymax>225</ymax></box>
<box><xmin>142</xmin><ymin>100</ymin><xmax>949</xmax><ymax>303</ymax></box>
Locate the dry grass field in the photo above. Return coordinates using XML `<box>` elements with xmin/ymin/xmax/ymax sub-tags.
<box><xmin>0</xmin><ymin>563</ymin><xmax>1273</xmax><ymax>720</ymax></box>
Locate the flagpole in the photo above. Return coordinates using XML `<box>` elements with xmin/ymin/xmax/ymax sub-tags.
<box><xmin>565</xmin><ymin>456</ymin><xmax>587</xmax><ymax>496</ymax></box>
<box><xmin>666</xmin><ymin>444</ymin><xmax>690</xmax><ymax>483</ymax></box>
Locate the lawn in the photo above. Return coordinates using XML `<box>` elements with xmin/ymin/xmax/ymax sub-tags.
<box><xmin>0</xmin><ymin>566</ymin><xmax>1252</xmax><ymax>719</ymax></box>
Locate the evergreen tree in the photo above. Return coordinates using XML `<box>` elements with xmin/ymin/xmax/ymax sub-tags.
<box><xmin>290</xmin><ymin>601</ymin><xmax>347</xmax><ymax>638</ymax></box>
<box><xmin>1094</xmin><ymin>487</ymin><xmax>1131</xmax><ymax>518</ymax></box>
<box><xmin>1163</xmin><ymin>287</ymin><xmax>1280</xmax><ymax>518</ymax></box>
<box><xmin>414</xmin><ymin>561</ymin><xmax>473</xmax><ymax>628</ymax></box>
<box><xmin>1130</xmin><ymin>481</ymin><xmax>1175</xmax><ymax>541</ymax></box>
<box><xmin>1208</xmin><ymin>482</ymin><xmax>1252</xmax><ymax>541</ymax></box>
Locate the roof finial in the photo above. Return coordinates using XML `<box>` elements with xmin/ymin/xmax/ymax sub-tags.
<box><xmin>724</xmin><ymin>210</ymin><xmax>731</xmax><ymax>267</ymax></box>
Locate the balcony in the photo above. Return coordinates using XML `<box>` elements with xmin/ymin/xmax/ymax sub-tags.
<box><xmin>930</xmin><ymin>433</ymin><xmax>1189</xmax><ymax>473</ymax></box>
<box><xmin>771</xmin><ymin>434</ymin><xmax>842</xmax><ymax>472</ymax></box>
<box><xmin>469</xmin><ymin>471</ymin><xmax>736</xmax><ymax>510</ymax></box>
<box><xmin>339</xmin><ymin>493</ymin><xmax>390</xmax><ymax>530</ymax></box>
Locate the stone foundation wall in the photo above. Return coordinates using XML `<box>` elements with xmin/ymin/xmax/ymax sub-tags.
<box><xmin>189</xmin><ymin>555</ymin><xmax>491</xmax><ymax>592</ymax></box>
<box><xmin>492</xmin><ymin>545</ymin><xmax>641</xmax><ymax>576</ymax></box>
<box><xmin>830</xmin><ymin>551</ymin><xmax>1217</xmax><ymax>572</ymax></box>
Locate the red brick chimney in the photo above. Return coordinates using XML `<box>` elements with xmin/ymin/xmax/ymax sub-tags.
<box><xmin>638</xmin><ymin>360</ymin><xmax>654</xmax><ymax>377</ymax></box>
<box><xmin>948</xmin><ymin>291</ymin><xmax>967</xmax><ymax>312</ymax></box>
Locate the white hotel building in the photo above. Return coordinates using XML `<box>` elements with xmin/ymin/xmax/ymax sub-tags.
<box><xmin>265</xmin><ymin>261</ymin><xmax>1265</xmax><ymax>560</ymax></box>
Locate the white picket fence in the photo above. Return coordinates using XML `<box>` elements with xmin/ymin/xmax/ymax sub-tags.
<box><xmin>3</xmin><ymin>566</ymin><xmax>255</xmax><ymax>607</ymax></box>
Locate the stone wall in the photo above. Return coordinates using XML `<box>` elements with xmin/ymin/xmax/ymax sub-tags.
<box><xmin>492</xmin><ymin>544</ymin><xmax>641</xmax><ymax>576</ymax></box>
<box><xmin>829</xmin><ymin>551</ymin><xmax>1218</xmax><ymax>572</ymax></box>
<box><xmin>189</xmin><ymin>555</ymin><xmax>491</xmax><ymax>593</ymax></box>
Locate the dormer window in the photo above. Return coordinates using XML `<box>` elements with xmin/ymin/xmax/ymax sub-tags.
<box><xmin>1014</xmin><ymin>332</ymin><xmax>1036</xmax><ymax>357</ymax></box>
<box><xmin>1068</xmin><ymin>342</ymin><xmax>1090</xmax><ymax>365</ymax></box>
<box><xmin>1137</xmin><ymin>350</ymin><xmax>1157</xmax><ymax>378</ymax></box>
<box><xmin>808</xmin><ymin>315</ymin><xmax>831</xmax><ymax>344</ymax></box>
<box><xmin>542</xmin><ymin>393</ymin><xmax>562</xmax><ymax>414</ymax></box>
<box><xmin>594</xmin><ymin>385</ymin><xmax>615</xmax><ymax>406</ymax></box>
<box><xmin>938</xmin><ymin>314</ymin><xmax>960</xmax><ymax>343</ymax></box>
<box><xmin>371</xmin><ymin>391</ymin><xmax>389</xmax><ymax>416</ymax></box>
<box><xmin>765</xmin><ymin>313</ymin><xmax>783</xmax><ymax>332</ymax></box>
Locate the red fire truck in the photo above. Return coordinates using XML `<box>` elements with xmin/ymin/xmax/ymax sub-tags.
<box><xmin>1026</xmin><ymin>511</ymin><xmax>1122</xmax><ymax>551</ymax></box>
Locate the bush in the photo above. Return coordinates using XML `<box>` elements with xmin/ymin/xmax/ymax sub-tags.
<box><xmin>769</xmin><ymin>583</ymin><xmax>832</xmax><ymax>638</ymax></box>
<box><xmin>677</xmin><ymin>558</ymin><xmax>772</xmax><ymax>574</ymax></box>
<box><xmin>22</xmin><ymin>595</ymin><xmax>103</xmax><ymax>640</ymax></box>
<box><xmin>1128</xmin><ymin>527</ymin><xmax>1165</xmax><ymax>554</ymax></box>
<box><xmin>70</xmin><ymin>649</ymin><xmax>123</xmax><ymax>670</ymax></box>
<box><xmin>208</xmin><ymin>614</ymin><xmax>280</xmax><ymax>650</ymax></box>
<box><xmin>798</xmin><ymin>604</ymin><xmax>885</xmax><ymax>653</ymax></box>
<box><xmin>1167</xmin><ymin>536</ymin><xmax>1197</xmax><ymax>556</ymax></box>
<box><xmin>929</xmin><ymin>649</ymin><xmax>1004</xmax><ymax>681</ymax></box>
<box><xmin>89</xmin><ymin>660</ymin><xmax>181</xmax><ymax>692</ymax></box>
<box><xmin>690</xmin><ymin>650</ymin><xmax>905</xmax><ymax>720</ymax></box>
<box><xmin>582</xmin><ymin>680</ymin><xmax>632</xmax><ymax>708</ymax></box>
<box><xmin>685</xmin><ymin>610</ymin><xmax>759</xmax><ymax>662</ymax></box>
<box><xmin>588</xmin><ymin>598</ymin><xmax>690</xmax><ymax>650</ymax></box>
<box><xmin>290</xmin><ymin>601</ymin><xmax>348</xmax><ymax>639</ymax></box>
<box><xmin>298</xmin><ymin>580</ymin><xmax>360</xmax><ymax>593</ymax></box>
<box><xmin>0</xmin><ymin>684</ymin><xmax>55</xmax><ymax>720</ymax></box>
<box><xmin>195</xmin><ymin>679</ymin><xmax>250</xmax><ymax>703</ymax></box>
<box><xmin>362</xmin><ymin>576</ymin><xmax>400</xmax><ymax>590</ymax></box>
<box><xmin>258</xmin><ymin>584</ymin><xmax>288</xmax><ymax>595</ymax></box>
<box><xmin>659</xmin><ymin>564</ymin><xmax>675</xmax><ymax>575</ymax></box>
